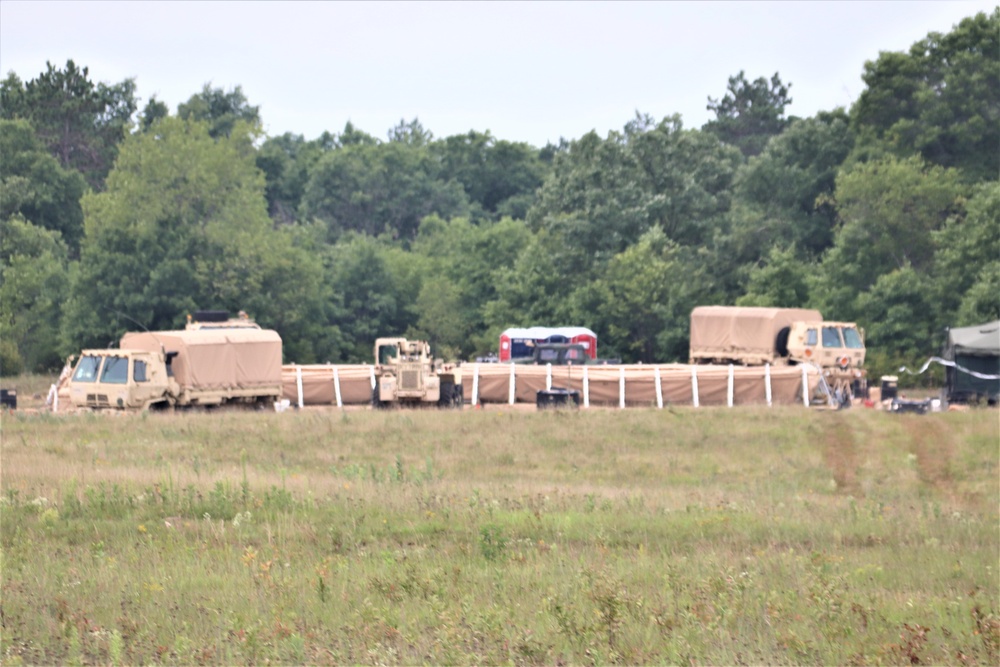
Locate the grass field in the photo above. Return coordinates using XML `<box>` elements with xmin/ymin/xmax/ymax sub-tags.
<box><xmin>1</xmin><ymin>400</ymin><xmax>997</xmax><ymax>665</ymax></box>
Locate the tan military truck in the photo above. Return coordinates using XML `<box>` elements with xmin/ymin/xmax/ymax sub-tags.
<box><xmin>372</xmin><ymin>337</ymin><xmax>463</xmax><ymax>408</ymax></box>
<box><xmin>689</xmin><ymin>306</ymin><xmax>867</xmax><ymax>400</ymax></box>
<box><xmin>68</xmin><ymin>324</ymin><xmax>283</xmax><ymax>411</ymax></box>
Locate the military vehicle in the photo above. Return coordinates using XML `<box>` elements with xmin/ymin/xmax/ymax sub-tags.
<box><xmin>372</xmin><ymin>337</ymin><xmax>463</xmax><ymax>408</ymax></box>
<box><xmin>512</xmin><ymin>342</ymin><xmax>619</xmax><ymax>366</ymax></box>
<box><xmin>67</xmin><ymin>313</ymin><xmax>283</xmax><ymax>411</ymax></box>
<box><xmin>689</xmin><ymin>306</ymin><xmax>867</xmax><ymax>400</ymax></box>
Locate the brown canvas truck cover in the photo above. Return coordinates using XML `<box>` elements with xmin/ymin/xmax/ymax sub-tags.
<box><xmin>120</xmin><ymin>328</ymin><xmax>282</xmax><ymax>393</ymax></box>
<box><xmin>690</xmin><ymin>306</ymin><xmax>823</xmax><ymax>364</ymax></box>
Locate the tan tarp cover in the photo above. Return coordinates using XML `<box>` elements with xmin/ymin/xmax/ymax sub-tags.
<box><xmin>690</xmin><ymin>306</ymin><xmax>822</xmax><ymax>362</ymax></box>
<box><xmin>121</xmin><ymin>329</ymin><xmax>283</xmax><ymax>392</ymax></box>
<box><xmin>282</xmin><ymin>365</ymin><xmax>375</xmax><ymax>405</ymax></box>
<box><xmin>282</xmin><ymin>363</ymin><xmax>818</xmax><ymax>407</ymax></box>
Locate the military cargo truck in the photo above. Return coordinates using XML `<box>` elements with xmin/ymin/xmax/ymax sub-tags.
<box><xmin>68</xmin><ymin>325</ymin><xmax>283</xmax><ymax>411</ymax></box>
<box><xmin>372</xmin><ymin>337</ymin><xmax>463</xmax><ymax>408</ymax></box>
<box><xmin>689</xmin><ymin>306</ymin><xmax>867</xmax><ymax>399</ymax></box>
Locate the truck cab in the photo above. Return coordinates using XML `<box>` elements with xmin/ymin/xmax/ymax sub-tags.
<box><xmin>69</xmin><ymin>349</ymin><xmax>174</xmax><ymax>410</ymax></box>
<box><xmin>784</xmin><ymin>321</ymin><xmax>867</xmax><ymax>399</ymax></box>
<box><xmin>784</xmin><ymin>321</ymin><xmax>866</xmax><ymax>370</ymax></box>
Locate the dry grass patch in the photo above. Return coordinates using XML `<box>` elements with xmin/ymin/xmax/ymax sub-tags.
<box><xmin>1</xmin><ymin>406</ymin><xmax>997</xmax><ymax>665</ymax></box>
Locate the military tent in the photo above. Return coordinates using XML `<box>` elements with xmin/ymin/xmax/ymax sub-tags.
<box><xmin>943</xmin><ymin>320</ymin><xmax>1000</xmax><ymax>404</ymax></box>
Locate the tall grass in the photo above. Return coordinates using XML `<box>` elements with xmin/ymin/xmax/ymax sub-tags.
<box><xmin>1</xmin><ymin>407</ymin><xmax>997</xmax><ymax>665</ymax></box>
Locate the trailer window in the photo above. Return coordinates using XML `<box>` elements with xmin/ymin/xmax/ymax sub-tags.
<box><xmin>100</xmin><ymin>356</ymin><xmax>129</xmax><ymax>384</ymax></box>
<box><xmin>822</xmin><ymin>327</ymin><xmax>843</xmax><ymax>348</ymax></box>
<box><xmin>133</xmin><ymin>359</ymin><xmax>148</xmax><ymax>382</ymax></box>
<box><xmin>842</xmin><ymin>327</ymin><xmax>864</xmax><ymax>349</ymax></box>
<box><xmin>72</xmin><ymin>355</ymin><xmax>102</xmax><ymax>383</ymax></box>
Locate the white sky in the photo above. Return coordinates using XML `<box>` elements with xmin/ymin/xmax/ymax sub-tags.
<box><xmin>1</xmin><ymin>1</ymin><xmax>994</xmax><ymax>147</ymax></box>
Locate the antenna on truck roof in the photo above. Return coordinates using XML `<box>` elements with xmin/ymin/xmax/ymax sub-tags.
<box><xmin>105</xmin><ymin>307</ymin><xmax>151</xmax><ymax>334</ymax></box>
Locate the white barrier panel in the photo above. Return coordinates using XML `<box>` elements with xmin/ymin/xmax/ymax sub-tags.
<box><xmin>546</xmin><ymin>363</ymin><xmax>552</xmax><ymax>391</ymax></box>
<box><xmin>369</xmin><ymin>365</ymin><xmax>376</xmax><ymax>390</ymax></box>
<box><xmin>583</xmin><ymin>365</ymin><xmax>590</xmax><ymax>408</ymax></box>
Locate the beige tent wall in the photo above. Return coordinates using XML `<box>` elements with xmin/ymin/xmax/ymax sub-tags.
<box><xmin>460</xmin><ymin>363</ymin><xmax>817</xmax><ymax>407</ymax></box>
<box><xmin>279</xmin><ymin>363</ymin><xmax>819</xmax><ymax>408</ymax></box>
<box><xmin>282</xmin><ymin>365</ymin><xmax>375</xmax><ymax>405</ymax></box>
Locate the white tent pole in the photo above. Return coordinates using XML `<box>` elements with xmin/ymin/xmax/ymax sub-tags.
<box><xmin>691</xmin><ymin>365</ymin><xmax>700</xmax><ymax>408</ymax></box>
<box><xmin>583</xmin><ymin>365</ymin><xmax>590</xmax><ymax>408</ymax></box>
<box><xmin>801</xmin><ymin>365</ymin><xmax>810</xmax><ymax>407</ymax></box>
<box><xmin>619</xmin><ymin>366</ymin><xmax>626</xmax><ymax>409</ymax></box>
<box><xmin>727</xmin><ymin>364</ymin><xmax>734</xmax><ymax>408</ymax></box>
<box><xmin>546</xmin><ymin>363</ymin><xmax>552</xmax><ymax>390</ymax></box>
<box><xmin>765</xmin><ymin>363</ymin><xmax>772</xmax><ymax>407</ymax></box>
<box><xmin>333</xmin><ymin>366</ymin><xmax>342</xmax><ymax>408</ymax></box>
<box><xmin>655</xmin><ymin>366</ymin><xmax>663</xmax><ymax>409</ymax></box>
<box><xmin>295</xmin><ymin>365</ymin><xmax>304</xmax><ymax>409</ymax></box>
<box><xmin>509</xmin><ymin>362</ymin><xmax>516</xmax><ymax>405</ymax></box>
<box><xmin>472</xmin><ymin>363</ymin><xmax>480</xmax><ymax>407</ymax></box>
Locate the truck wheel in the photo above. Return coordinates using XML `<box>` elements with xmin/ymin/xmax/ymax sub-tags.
<box><xmin>438</xmin><ymin>383</ymin><xmax>454</xmax><ymax>408</ymax></box>
<box><xmin>438</xmin><ymin>383</ymin><xmax>463</xmax><ymax>408</ymax></box>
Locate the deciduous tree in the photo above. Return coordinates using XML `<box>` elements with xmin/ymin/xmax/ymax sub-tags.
<box><xmin>0</xmin><ymin>119</ymin><xmax>87</xmax><ymax>255</ymax></box>
<box><xmin>850</xmin><ymin>9</ymin><xmax>999</xmax><ymax>182</ymax></box>
<box><xmin>0</xmin><ymin>60</ymin><xmax>136</xmax><ymax>190</ymax></box>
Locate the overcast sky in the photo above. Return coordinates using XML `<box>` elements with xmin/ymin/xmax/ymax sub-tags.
<box><xmin>1</xmin><ymin>1</ymin><xmax>994</xmax><ymax>147</ymax></box>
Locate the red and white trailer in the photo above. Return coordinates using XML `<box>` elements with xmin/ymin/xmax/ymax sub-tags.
<box><xmin>499</xmin><ymin>327</ymin><xmax>597</xmax><ymax>362</ymax></box>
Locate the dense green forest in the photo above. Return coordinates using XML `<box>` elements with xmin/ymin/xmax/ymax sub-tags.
<box><xmin>1</xmin><ymin>10</ymin><xmax>997</xmax><ymax>382</ymax></box>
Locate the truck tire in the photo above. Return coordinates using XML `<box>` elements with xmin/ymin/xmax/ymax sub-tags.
<box><xmin>438</xmin><ymin>383</ymin><xmax>464</xmax><ymax>408</ymax></box>
<box><xmin>372</xmin><ymin>383</ymin><xmax>387</xmax><ymax>409</ymax></box>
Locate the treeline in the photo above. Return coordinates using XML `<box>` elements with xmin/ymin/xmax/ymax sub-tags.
<box><xmin>1</xmin><ymin>10</ymin><xmax>997</xmax><ymax>383</ymax></box>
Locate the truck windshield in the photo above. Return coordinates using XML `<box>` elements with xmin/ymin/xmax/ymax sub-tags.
<box><xmin>822</xmin><ymin>327</ymin><xmax>843</xmax><ymax>348</ymax></box>
<box><xmin>378</xmin><ymin>345</ymin><xmax>398</xmax><ymax>364</ymax></box>
<box><xmin>841</xmin><ymin>327</ymin><xmax>864</xmax><ymax>349</ymax></box>
<box><xmin>538</xmin><ymin>348</ymin><xmax>560</xmax><ymax>362</ymax></box>
<box><xmin>72</xmin><ymin>355</ymin><xmax>102</xmax><ymax>383</ymax></box>
<box><xmin>100</xmin><ymin>356</ymin><xmax>129</xmax><ymax>384</ymax></box>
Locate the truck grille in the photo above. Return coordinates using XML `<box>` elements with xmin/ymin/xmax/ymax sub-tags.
<box><xmin>87</xmin><ymin>394</ymin><xmax>110</xmax><ymax>407</ymax></box>
<box><xmin>399</xmin><ymin>366</ymin><xmax>423</xmax><ymax>391</ymax></box>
